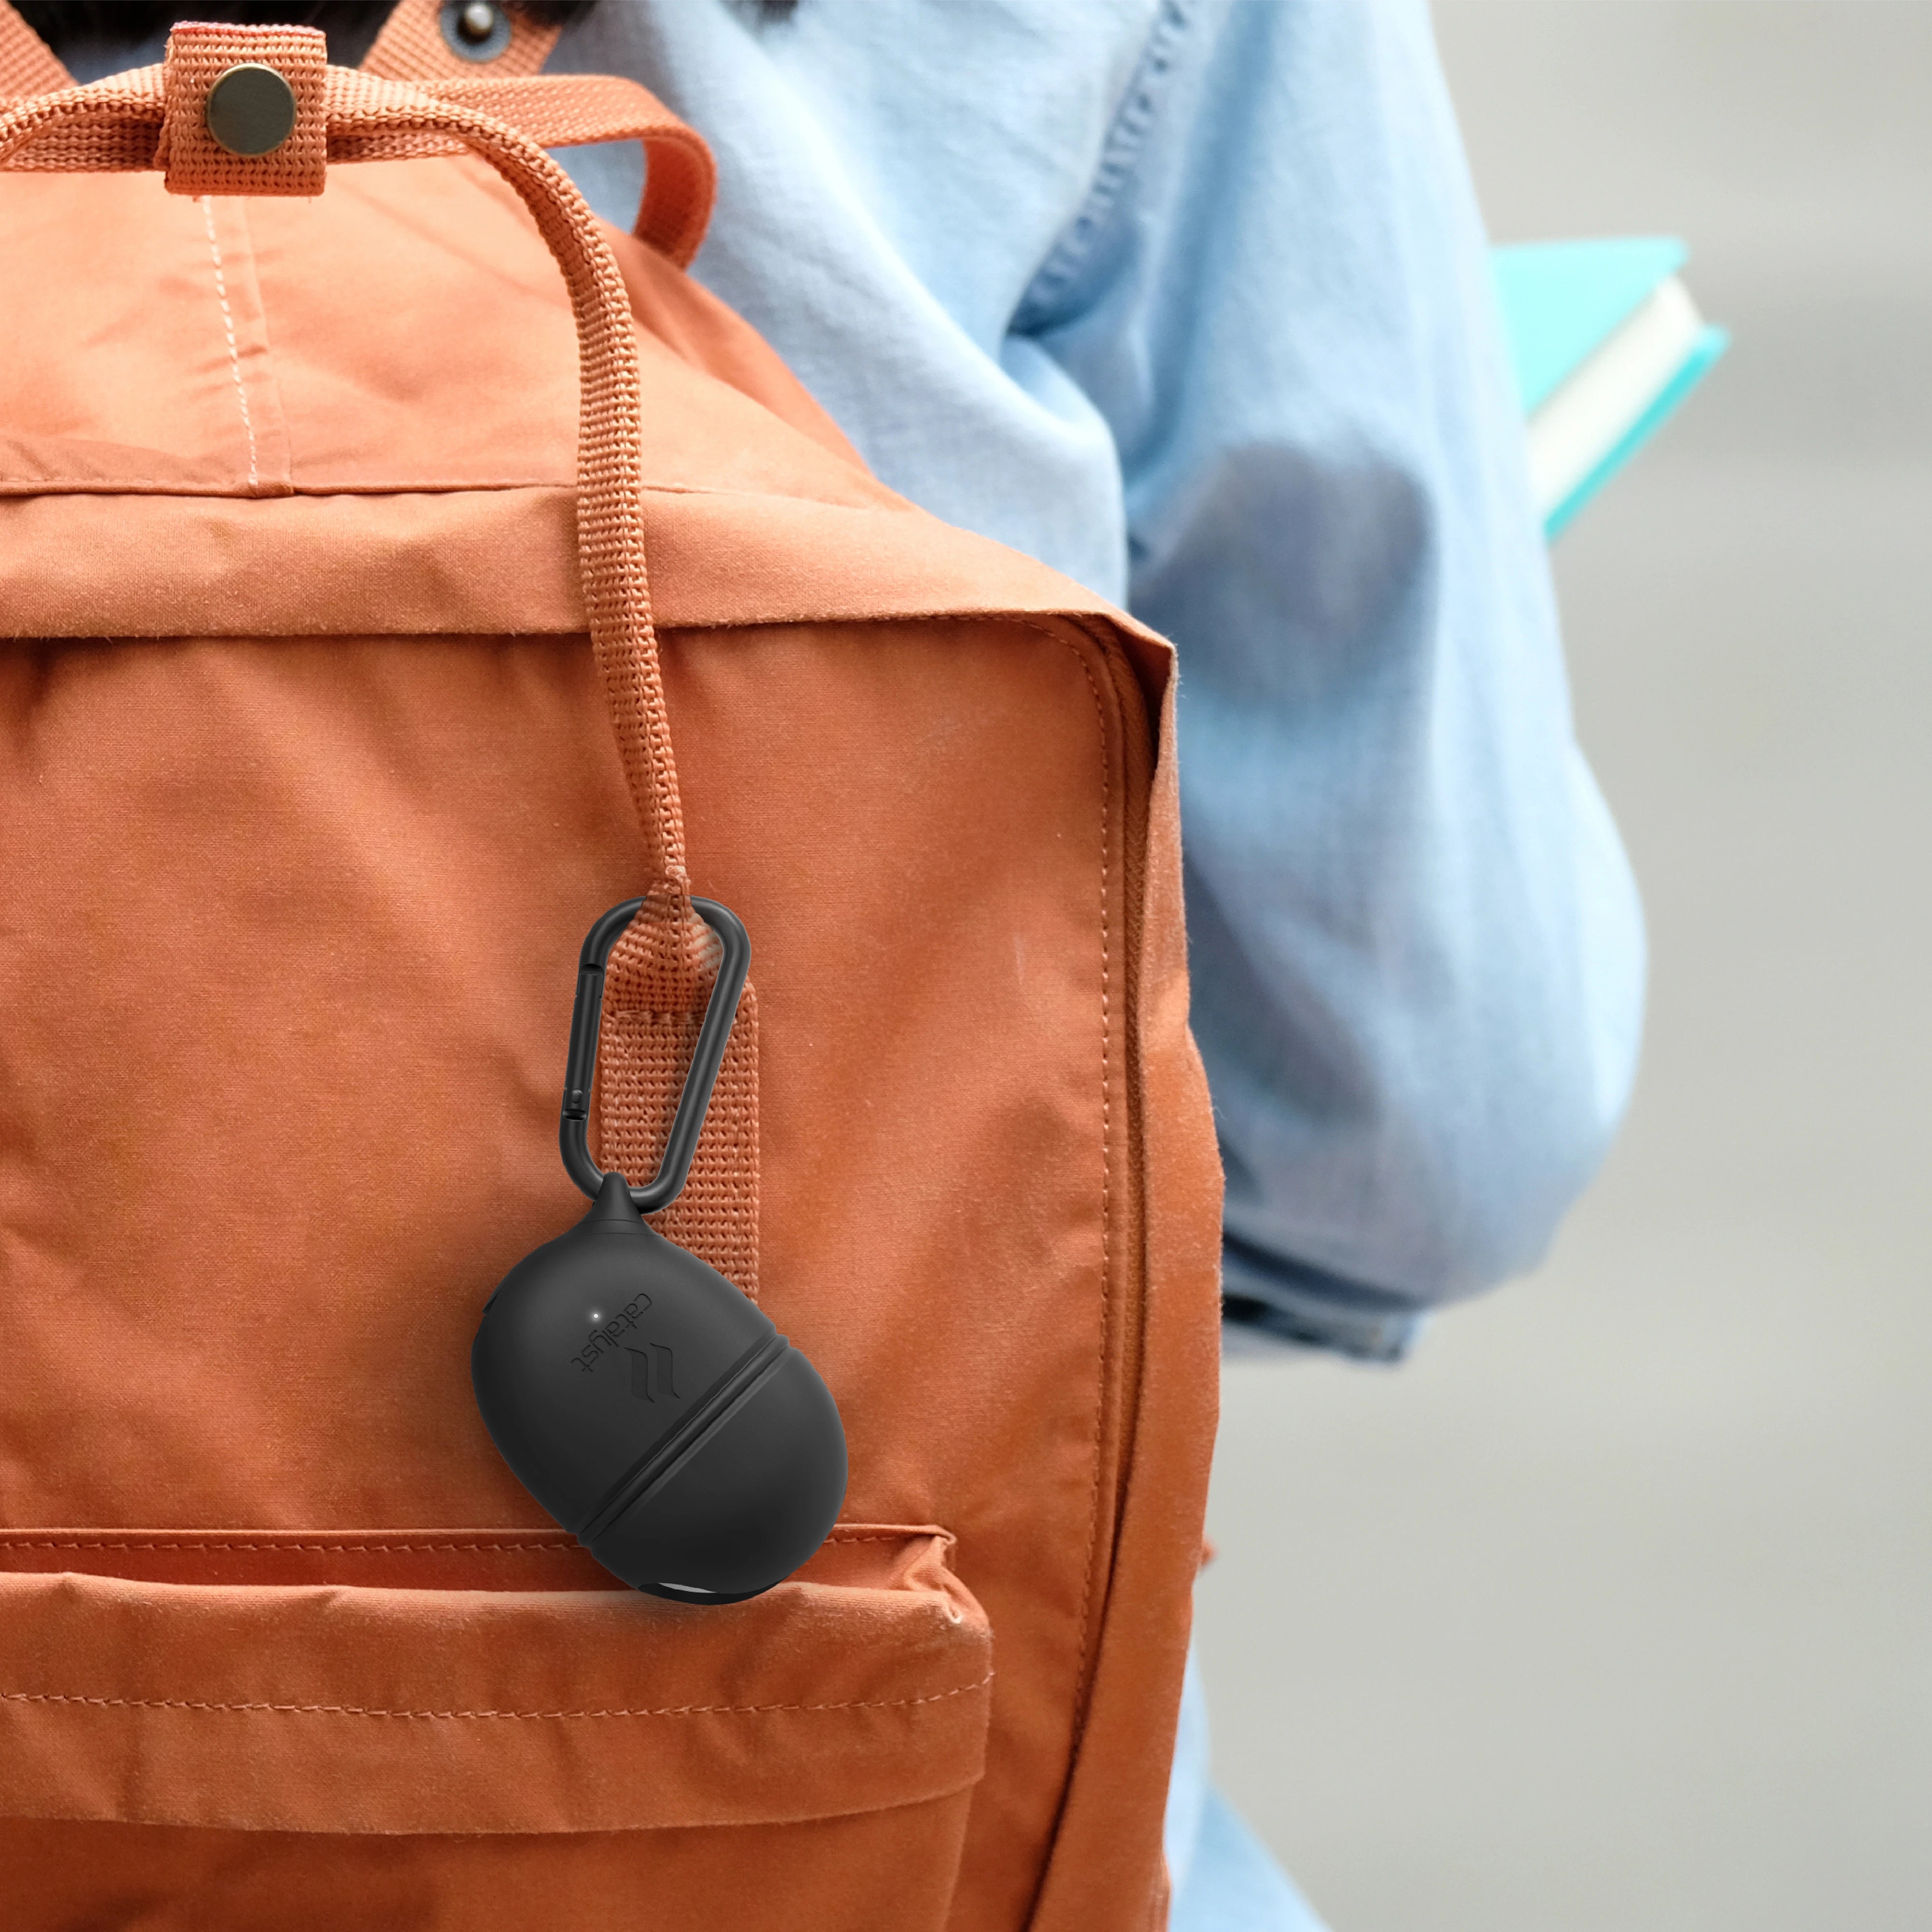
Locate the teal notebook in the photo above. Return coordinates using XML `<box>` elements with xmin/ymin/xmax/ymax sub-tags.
<box><xmin>1491</xmin><ymin>237</ymin><xmax>1727</xmax><ymax>537</ymax></box>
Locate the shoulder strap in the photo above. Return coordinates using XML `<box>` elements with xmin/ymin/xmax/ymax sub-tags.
<box><xmin>0</xmin><ymin>3</ymin><xmax>68</xmax><ymax>96</ymax></box>
<box><xmin>362</xmin><ymin>0</ymin><xmax>561</xmax><ymax>83</ymax></box>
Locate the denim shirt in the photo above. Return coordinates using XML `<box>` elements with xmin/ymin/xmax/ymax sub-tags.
<box><xmin>552</xmin><ymin>15</ymin><xmax>1643</xmax><ymax>1916</ymax></box>
<box><xmin>554</xmin><ymin>0</ymin><xmax>1646</xmax><ymax>1363</ymax></box>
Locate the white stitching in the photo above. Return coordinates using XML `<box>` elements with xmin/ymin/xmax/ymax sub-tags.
<box><xmin>199</xmin><ymin>197</ymin><xmax>258</xmax><ymax>490</ymax></box>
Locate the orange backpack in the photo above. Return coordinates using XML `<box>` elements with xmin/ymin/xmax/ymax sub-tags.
<box><xmin>0</xmin><ymin>7</ymin><xmax>1221</xmax><ymax>1925</ymax></box>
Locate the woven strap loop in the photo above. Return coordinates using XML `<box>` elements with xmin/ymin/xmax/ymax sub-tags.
<box><xmin>158</xmin><ymin>23</ymin><xmax>329</xmax><ymax>199</ymax></box>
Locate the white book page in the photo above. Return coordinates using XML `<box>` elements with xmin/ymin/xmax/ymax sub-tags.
<box><xmin>1527</xmin><ymin>276</ymin><xmax>1705</xmax><ymax>515</ymax></box>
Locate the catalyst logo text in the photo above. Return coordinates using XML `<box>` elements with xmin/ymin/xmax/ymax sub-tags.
<box><xmin>573</xmin><ymin>1293</ymin><xmax>653</xmax><ymax>1375</ymax></box>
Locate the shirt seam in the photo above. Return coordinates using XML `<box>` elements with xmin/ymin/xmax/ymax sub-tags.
<box><xmin>1015</xmin><ymin>0</ymin><xmax>1199</xmax><ymax>330</ymax></box>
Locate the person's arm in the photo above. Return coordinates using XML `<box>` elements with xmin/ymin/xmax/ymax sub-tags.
<box><xmin>1016</xmin><ymin>0</ymin><xmax>1645</xmax><ymax>1359</ymax></box>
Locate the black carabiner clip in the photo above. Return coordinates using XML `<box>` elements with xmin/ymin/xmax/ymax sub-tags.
<box><xmin>558</xmin><ymin>896</ymin><xmax>751</xmax><ymax>1212</ymax></box>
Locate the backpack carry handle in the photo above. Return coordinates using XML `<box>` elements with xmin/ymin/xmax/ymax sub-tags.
<box><xmin>0</xmin><ymin>27</ymin><xmax>692</xmax><ymax>890</ymax></box>
<box><xmin>401</xmin><ymin>71</ymin><xmax>715</xmax><ymax>264</ymax></box>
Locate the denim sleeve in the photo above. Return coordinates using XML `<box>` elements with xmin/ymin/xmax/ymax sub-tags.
<box><xmin>1016</xmin><ymin>0</ymin><xmax>1645</xmax><ymax>1359</ymax></box>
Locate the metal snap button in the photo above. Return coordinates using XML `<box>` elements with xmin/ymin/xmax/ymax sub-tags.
<box><xmin>442</xmin><ymin>0</ymin><xmax>511</xmax><ymax>62</ymax></box>
<box><xmin>204</xmin><ymin>63</ymin><xmax>298</xmax><ymax>157</ymax></box>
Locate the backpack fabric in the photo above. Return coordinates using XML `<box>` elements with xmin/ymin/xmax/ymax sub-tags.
<box><xmin>0</xmin><ymin>8</ymin><xmax>1222</xmax><ymax>1926</ymax></box>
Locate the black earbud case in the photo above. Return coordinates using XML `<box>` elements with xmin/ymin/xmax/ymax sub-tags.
<box><xmin>471</xmin><ymin>896</ymin><xmax>846</xmax><ymax>1604</ymax></box>
<box><xmin>472</xmin><ymin>1170</ymin><xmax>846</xmax><ymax>1603</ymax></box>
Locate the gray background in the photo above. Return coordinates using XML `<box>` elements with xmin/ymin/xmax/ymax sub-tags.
<box><xmin>1194</xmin><ymin>5</ymin><xmax>1932</xmax><ymax>1928</ymax></box>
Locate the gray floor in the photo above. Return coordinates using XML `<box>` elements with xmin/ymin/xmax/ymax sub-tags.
<box><xmin>1193</xmin><ymin>7</ymin><xmax>1932</xmax><ymax>1928</ymax></box>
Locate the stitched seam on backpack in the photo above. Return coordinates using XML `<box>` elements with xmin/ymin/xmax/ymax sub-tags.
<box><xmin>198</xmin><ymin>198</ymin><xmax>258</xmax><ymax>491</ymax></box>
<box><xmin>0</xmin><ymin>1672</ymin><xmax>994</xmax><ymax>1723</ymax></box>
<box><xmin>818</xmin><ymin>1532</ymin><xmax>947</xmax><ymax>1546</ymax></box>
<box><xmin>0</xmin><ymin>478</ymin><xmax>898</xmax><ymax>502</ymax></box>
<box><xmin>0</xmin><ymin>476</ymin><xmax>570</xmax><ymax>494</ymax></box>
<box><xmin>0</xmin><ymin>1539</ymin><xmax>580</xmax><ymax>1554</ymax></box>
<box><xmin>0</xmin><ymin>1527</ymin><xmax>946</xmax><ymax>1554</ymax></box>
<box><xmin>1005</xmin><ymin>619</ymin><xmax>1114</xmax><ymax>1705</ymax></box>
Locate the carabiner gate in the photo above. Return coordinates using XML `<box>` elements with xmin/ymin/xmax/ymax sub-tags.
<box><xmin>558</xmin><ymin>896</ymin><xmax>751</xmax><ymax>1214</ymax></box>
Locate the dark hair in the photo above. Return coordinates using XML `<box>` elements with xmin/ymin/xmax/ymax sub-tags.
<box><xmin>18</xmin><ymin>2</ymin><xmax>604</xmax><ymax>68</ymax></box>
<box><xmin>21</xmin><ymin>0</ymin><xmax>797</xmax><ymax>64</ymax></box>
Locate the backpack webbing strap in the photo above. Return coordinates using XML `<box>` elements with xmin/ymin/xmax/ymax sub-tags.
<box><xmin>160</xmin><ymin>24</ymin><xmax>331</xmax><ymax>198</ymax></box>
<box><xmin>414</xmin><ymin>71</ymin><xmax>715</xmax><ymax>264</ymax></box>
<box><xmin>600</xmin><ymin>951</ymin><xmax>763</xmax><ymax>1298</ymax></box>
<box><xmin>363</xmin><ymin>0</ymin><xmax>562</xmax><ymax>85</ymax></box>
<box><xmin>0</xmin><ymin>3</ymin><xmax>66</xmax><ymax>97</ymax></box>
<box><xmin>0</xmin><ymin>29</ymin><xmax>755</xmax><ymax>1282</ymax></box>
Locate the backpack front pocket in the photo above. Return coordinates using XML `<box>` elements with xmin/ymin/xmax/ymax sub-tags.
<box><xmin>0</xmin><ymin>1524</ymin><xmax>988</xmax><ymax>1929</ymax></box>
